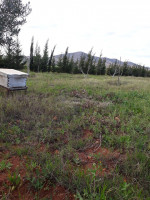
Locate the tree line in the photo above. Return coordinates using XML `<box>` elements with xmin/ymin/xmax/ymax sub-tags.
<box><xmin>28</xmin><ymin>39</ymin><xmax>150</xmax><ymax>77</ymax></box>
<box><xmin>29</xmin><ymin>39</ymin><xmax>107</xmax><ymax>76</ymax></box>
<box><xmin>0</xmin><ymin>36</ymin><xmax>150</xmax><ymax>77</ymax></box>
<box><xmin>107</xmin><ymin>60</ymin><xmax>150</xmax><ymax>77</ymax></box>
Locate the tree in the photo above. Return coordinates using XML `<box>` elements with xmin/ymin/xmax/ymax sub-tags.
<box><xmin>0</xmin><ymin>51</ymin><xmax>5</xmax><ymax>68</ymax></box>
<box><xmin>48</xmin><ymin>45</ymin><xmax>56</xmax><ymax>72</ymax></box>
<box><xmin>78</xmin><ymin>49</ymin><xmax>95</xmax><ymax>77</ymax></box>
<box><xmin>68</xmin><ymin>55</ymin><xmax>74</xmax><ymax>74</ymax></box>
<box><xmin>62</xmin><ymin>47</ymin><xmax>69</xmax><ymax>73</ymax></box>
<box><xmin>122</xmin><ymin>61</ymin><xmax>128</xmax><ymax>76</ymax></box>
<box><xmin>72</xmin><ymin>59</ymin><xmax>80</xmax><ymax>74</ymax></box>
<box><xmin>113</xmin><ymin>58</ymin><xmax>123</xmax><ymax>85</ymax></box>
<box><xmin>1</xmin><ymin>37</ymin><xmax>24</xmax><ymax>69</ymax></box>
<box><xmin>41</xmin><ymin>40</ymin><xmax>49</xmax><ymax>72</ymax></box>
<box><xmin>14</xmin><ymin>37</ymin><xmax>25</xmax><ymax>69</ymax></box>
<box><xmin>3</xmin><ymin>38</ymin><xmax>15</xmax><ymax>68</ymax></box>
<box><xmin>34</xmin><ymin>42</ymin><xmax>41</xmax><ymax>72</ymax></box>
<box><xmin>51</xmin><ymin>56</ymin><xmax>56</xmax><ymax>72</ymax></box>
<box><xmin>84</xmin><ymin>48</ymin><xmax>95</xmax><ymax>76</ymax></box>
<box><xmin>78</xmin><ymin>53</ymin><xmax>86</xmax><ymax>76</ymax></box>
<box><xmin>92</xmin><ymin>58</ymin><xmax>97</xmax><ymax>75</ymax></box>
<box><xmin>0</xmin><ymin>0</ymin><xmax>31</xmax><ymax>46</ymax></box>
<box><xmin>96</xmin><ymin>51</ymin><xmax>106</xmax><ymax>75</ymax></box>
<box><xmin>112</xmin><ymin>60</ymin><xmax>118</xmax><ymax>76</ymax></box>
<box><xmin>29</xmin><ymin>37</ymin><xmax>34</xmax><ymax>72</ymax></box>
<box><xmin>101</xmin><ymin>58</ymin><xmax>106</xmax><ymax>75</ymax></box>
<box><xmin>96</xmin><ymin>52</ymin><xmax>103</xmax><ymax>75</ymax></box>
<box><xmin>57</xmin><ymin>54</ymin><xmax>63</xmax><ymax>72</ymax></box>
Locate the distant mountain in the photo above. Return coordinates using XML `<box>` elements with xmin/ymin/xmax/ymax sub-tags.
<box><xmin>54</xmin><ymin>51</ymin><xmax>137</xmax><ymax>67</ymax></box>
<box><xmin>24</xmin><ymin>52</ymin><xmax>149</xmax><ymax>68</ymax></box>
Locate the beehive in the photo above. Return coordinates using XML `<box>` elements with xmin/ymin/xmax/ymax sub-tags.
<box><xmin>0</xmin><ymin>69</ymin><xmax>28</xmax><ymax>90</ymax></box>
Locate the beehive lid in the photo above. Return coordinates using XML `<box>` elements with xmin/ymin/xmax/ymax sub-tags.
<box><xmin>0</xmin><ymin>69</ymin><xmax>28</xmax><ymax>78</ymax></box>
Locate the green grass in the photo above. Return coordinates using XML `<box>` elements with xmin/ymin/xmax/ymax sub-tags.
<box><xmin>0</xmin><ymin>73</ymin><xmax>150</xmax><ymax>199</ymax></box>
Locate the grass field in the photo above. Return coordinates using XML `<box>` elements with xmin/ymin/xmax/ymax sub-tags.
<box><xmin>0</xmin><ymin>73</ymin><xmax>150</xmax><ymax>200</ymax></box>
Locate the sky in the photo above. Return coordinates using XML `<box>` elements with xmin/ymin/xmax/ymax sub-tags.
<box><xmin>20</xmin><ymin>0</ymin><xmax>150</xmax><ymax>67</ymax></box>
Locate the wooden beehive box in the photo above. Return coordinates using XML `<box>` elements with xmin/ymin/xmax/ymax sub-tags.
<box><xmin>0</xmin><ymin>69</ymin><xmax>28</xmax><ymax>90</ymax></box>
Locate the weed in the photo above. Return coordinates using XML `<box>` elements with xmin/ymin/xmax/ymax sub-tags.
<box><xmin>0</xmin><ymin>160</ymin><xmax>12</xmax><ymax>171</ymax></box>
<box><xmin>27</xmin><ymin>168</ymin><xmax>44</xmax><ymax>191</ymax></box>
<box><xmin>72</xmin><ymin>153</ymin><xmax>81</xmax><ymax>165</ymax></box>
<box><xmin>92</xmin><ymin>153</ymin><xmax>101</xmax><ymax>162</ymax></box>
<box><xmin>15</xmin><ymin>146</ymin><xmax>30</xmax><ymax>157</ymax></box>
<box><xmin>8</xmin><ymin>171</ymin><xmax>21</xmax><ymax>188</ymax></box>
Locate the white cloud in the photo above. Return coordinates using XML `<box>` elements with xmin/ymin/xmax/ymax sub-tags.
<box><xmin>20</xmin><ymin>0</ymin><xmax>150</xmax><ymax>66</ymax></box>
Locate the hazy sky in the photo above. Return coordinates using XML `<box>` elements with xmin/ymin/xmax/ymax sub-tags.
<box><xmin>20</xmin><ymin>0</ymin><xmax>150</xmax><ymax>66</ymax></box>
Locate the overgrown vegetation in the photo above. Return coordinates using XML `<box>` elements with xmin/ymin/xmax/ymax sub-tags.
<box><xmin>0</xmin><ymin>73</ymin><xmax>150</xmax><ymax>199</ymax></box>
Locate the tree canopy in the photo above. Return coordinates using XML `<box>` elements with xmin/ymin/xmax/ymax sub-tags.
<box><xmin>0</xmin><ymin>0</ymin><xmax>31</xmax><ymax>46</ymax></box>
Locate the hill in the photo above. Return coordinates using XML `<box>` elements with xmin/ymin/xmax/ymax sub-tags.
<box><xmin>24</xmin><ymin>52</ymin><xmax>149</xmax><ymax>68</ymax></box>
<box><xmin>54</xmin><ymin>51</ymin><xmax>137</xmax><ymax>67</ymax></box>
